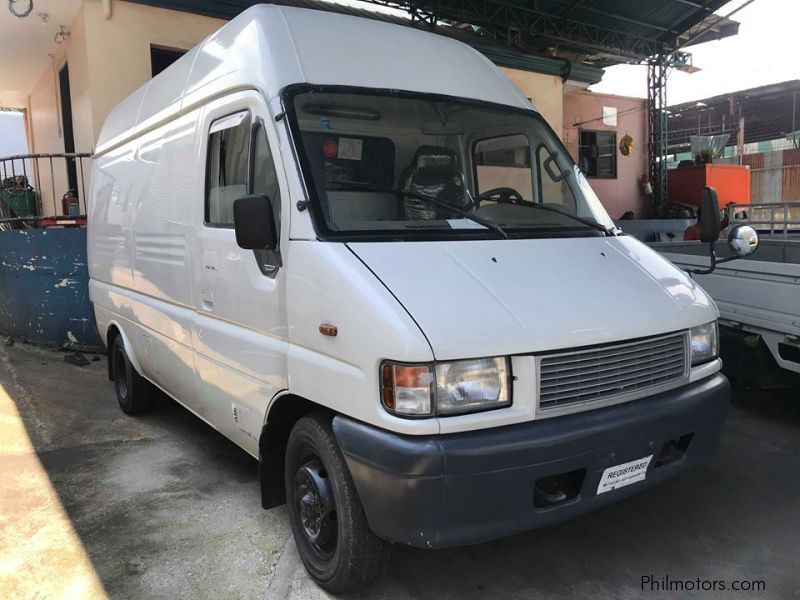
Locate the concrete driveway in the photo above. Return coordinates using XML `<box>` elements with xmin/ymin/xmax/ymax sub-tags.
<box><xmin>1</xmin><ymin>342</ymin><xmax>798</xmax><ymax>599</ymax></box>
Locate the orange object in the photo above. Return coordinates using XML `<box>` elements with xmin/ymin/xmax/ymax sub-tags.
<box><xmin>668</xmin><ymin>164</ymin><xmax>751</xmax><ymax>208</ymax></box>
<box><xmin>683</xmin><ymin>223</ymin><xmax>701</xmax><ymax>241</ymax></box>
<box><xmin>319</xmin><ymin>323</ymin><xmax>338</xmax><ymax>337</ymax></box>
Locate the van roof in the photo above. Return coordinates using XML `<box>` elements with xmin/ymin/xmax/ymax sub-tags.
<box><xmin>95</xmin><ymin>4</ymin><xmax>534</xmax><ymax>154</ymax></box>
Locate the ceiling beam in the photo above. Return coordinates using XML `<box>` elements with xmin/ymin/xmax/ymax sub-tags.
<box><xmin>361</xmin><ymin>0</ymin><xmax>672</xmax><ymax>58</ymax></box>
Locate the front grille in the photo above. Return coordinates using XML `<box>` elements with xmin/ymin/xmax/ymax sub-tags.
<box><xmin>537</xmin><ymin>332</ymin><xmax>689</xmax><ymax>414</ymax></box>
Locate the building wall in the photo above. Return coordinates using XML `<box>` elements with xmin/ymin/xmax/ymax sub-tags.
<box><xmin>501</xmin><ymin>67</ymin><xmax>563</xmax><ymax>137</ymax></box>
<box><xmin>563</xmin><ymin>90</ymin><xmax>650</xmax><ymax>219</ymax></box>
<box><xmin>25</xmin><ymin>5</ymin><xmax>95</xmax><ymax>215</ymax></box>
<box><xmin>27</xmin><ymin>58</ymin><xmax>71</xmax><ymax>215</ymax></box>
<box><xmin>81</xmin><ymin>0</ymin><xmax>225</xmax><ymax>140</ymax></box>
<box><xmin>24</xmin><ymin>0</ymin><xmax>224</xmax><ymax>216</ymax></box>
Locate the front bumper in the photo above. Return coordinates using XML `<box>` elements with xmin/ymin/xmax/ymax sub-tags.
<box><xmin>332</xmin><ymin>373</ymin><xmax>729</xmax><ymax>549</ymax></box>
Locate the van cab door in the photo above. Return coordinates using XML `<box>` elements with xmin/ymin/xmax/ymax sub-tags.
<box><xmin>192</xmin><ymin>91</ymin><xmax>289</xmax><ymax>456</ymax></box>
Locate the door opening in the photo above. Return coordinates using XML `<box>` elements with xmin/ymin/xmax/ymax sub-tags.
<box><xmin>58</xmin><ymin>63</ymin><xmax>78</xmax><ymax>202</ymax></box>
<box><xmin>150</xmin><ymin>45</ymin><xmax>186</xmax><ymax>77</ymax></box>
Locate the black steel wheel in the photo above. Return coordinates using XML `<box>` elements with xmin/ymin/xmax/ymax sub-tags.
<box><xmin>285</xmin><ymin>411</ymin><xmax>390</xmax><ymax>593</ymax></box>
<box><xmin>294</xmin><ymin>457</ymin><xmax>338</xmax><ymax>559</ymax></box>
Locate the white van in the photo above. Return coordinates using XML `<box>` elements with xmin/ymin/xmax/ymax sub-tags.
<box><xmin>89</xmin><ymin>5</ymin><xmax>736</xmax><ymax>593</ymax></box>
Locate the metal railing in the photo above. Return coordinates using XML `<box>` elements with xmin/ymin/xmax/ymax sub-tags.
<box><xmin>0</xmin><ymin>152</ymin><xmax>92</xmax><ymax>227</ymax></box>
<box><xmin>726</xmin><ymin>201</ymin><xmax>800</xmax><ymax>238</ymax></box>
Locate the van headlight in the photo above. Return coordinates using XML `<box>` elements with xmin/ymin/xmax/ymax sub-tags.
<box><xmin>381</xmin><ymin>357</ymin><xmax>511</xmax><ymax>417</ymax></box>
<box><xmin>690</xmin><ymin>321</ymin><xmax>719</xmax><ymax>366</ymax></box>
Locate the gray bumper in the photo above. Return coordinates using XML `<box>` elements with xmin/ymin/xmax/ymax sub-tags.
<box><xmin>332</xmin><ymin>373</ymin><xmax>730</xmax><ymax>549</ymax></box>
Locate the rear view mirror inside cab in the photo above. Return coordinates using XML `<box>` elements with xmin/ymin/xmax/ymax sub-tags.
<box><xmin>233</xmin><ymin>194</ymin><xmax>277</xmax><ymax>249</ymax></box>
<box><xmin>541</xmin><ymin>148</ymin><xmax>567</xmax><ymax>182</ymax></box>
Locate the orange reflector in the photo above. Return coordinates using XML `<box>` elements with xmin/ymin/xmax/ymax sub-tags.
<box><xmin>319</xmin><ymin>323</ymin><xmax>338</xmax><ymax>337</ymax></box>
<box><xmin>381</xmin><ymin>364</ymin><xmax>396</xmax><ymax>410</ymax></box>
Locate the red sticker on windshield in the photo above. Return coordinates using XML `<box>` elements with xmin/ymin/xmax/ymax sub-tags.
<box><xmin>323</xmin><ymin>139</ymin><xmax>338</xmax><ymax>158</ymax></box>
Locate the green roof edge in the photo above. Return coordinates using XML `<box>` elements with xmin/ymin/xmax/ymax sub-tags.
<box><xmin>475</xmin><ymin>45</ymin><xmax>604</xmax><ymax>85</ymax></box>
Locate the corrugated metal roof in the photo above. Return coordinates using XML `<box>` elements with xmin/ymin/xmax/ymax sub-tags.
<box><xmin>129</xmin><ymin>0</ymin><xmax>739</xmax><ymax>69</ymax></box>
<box><xmin>667</xmin><ymin>80</ymin><xmax>800</xmax><ymax>151</ymax></box>
<box><xmin>127</xmin><ymin>0</ymin><xmax>606</xmax><ymax>81</ymax></box>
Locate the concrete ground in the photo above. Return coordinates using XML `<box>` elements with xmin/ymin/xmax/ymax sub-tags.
<box><xmin>1</xmin><ymin>342</ymin><xmax>798</xmax><ymax>600</ymax></box>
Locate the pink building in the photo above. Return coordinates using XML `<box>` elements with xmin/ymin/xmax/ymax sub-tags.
<box><xmin>563</xmin><ymin>91</ymin><xmax>650</xmax><ymax>219</ymax></box>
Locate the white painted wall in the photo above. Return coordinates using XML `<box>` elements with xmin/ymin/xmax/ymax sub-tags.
<box><xmin>0</xmin><ymin>111</ymin><xmax>34</xmax><ymax>207</ymax></box>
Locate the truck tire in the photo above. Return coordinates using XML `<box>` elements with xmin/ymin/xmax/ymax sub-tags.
<box><xmin>111</xmin><ymin>336</ymin><xmax>155</xmax><ymax>415</ymax></box>
<box><xmin>285</xmin><ymin>411</ymin><xmax>390</xmax><ymax>593</ymax></box>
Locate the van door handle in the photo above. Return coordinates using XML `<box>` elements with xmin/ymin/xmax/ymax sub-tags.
<box><xmin>201</xmin><ymin>290</ymin><xmax>214</xmax><ymax>312</ymax></box>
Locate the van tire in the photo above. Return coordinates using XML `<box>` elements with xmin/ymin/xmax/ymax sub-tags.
<box><xmin>285</xmin><ymin>411</ymin><xmax>390</xmax><ymax>593</ymax></box>
<box><xmin>111</xmin><ymin>336</ymin><xmax>155</xmax><ymax>415</ymax></box>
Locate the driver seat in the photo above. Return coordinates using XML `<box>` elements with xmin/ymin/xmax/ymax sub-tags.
<box><xmin>399</xmin><ymin>146</ymin><xmax>464</xmax><ymax>220</ymax></box>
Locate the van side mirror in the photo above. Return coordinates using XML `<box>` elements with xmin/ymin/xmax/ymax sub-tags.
<box><xmin>233</xmin><ymin>194</ymin><xmax>277</xmax><ymax>250</ymax></box>
<box><xmin>699</xmin><ymin>187</ymin><xmax>721</xmax><ymax>243</ymax></box>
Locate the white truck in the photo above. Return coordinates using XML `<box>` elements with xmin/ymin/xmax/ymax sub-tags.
<box><xmin>87</xmin><ymin>5</ymin><xmax>753</xmax><ymax>592</ymax></box>
<box><xmin>653</xmin><ymin>202</ymin><xmax>800</xmax><ymax>381</ymax></box>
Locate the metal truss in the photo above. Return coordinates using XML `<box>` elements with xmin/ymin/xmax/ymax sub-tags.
<box><xmin>361</xmin><ymin>0</ymin><xmax>672</xmax><ymax>60</ymax></box>
<box><xmin>647</xmin><ymin>53</ymin><xmax>669</xmax><ymax>214</ymax></box>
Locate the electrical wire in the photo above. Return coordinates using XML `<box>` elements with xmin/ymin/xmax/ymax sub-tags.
<box><xmin>570</xmin><ymin>103</ymin><xmax>649</xmax><ymax>128</ymax></box>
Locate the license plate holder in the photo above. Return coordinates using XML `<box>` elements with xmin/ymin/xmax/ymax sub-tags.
<box><xmin>597</xmin><ymin>455</ymin><xmax>653</xmax><ymax>495</ymax></box>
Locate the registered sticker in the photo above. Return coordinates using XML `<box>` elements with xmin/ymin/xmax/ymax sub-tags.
<box><xmin>597</xmin><ymin>455</ymin><xmax>653</xmax><ymax>495</ymax></box>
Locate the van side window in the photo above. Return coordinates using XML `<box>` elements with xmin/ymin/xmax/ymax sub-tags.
<box><xmin>250</xmin><ymin>121</ymin><xmax>282</xmax><ymax>275</ymax></box>
<box><xmin>206</xmin><ymin>111</ymin><xmax>251</xmax><ymax>227</ymax></box>
<box><xmin>473</xmin><ymin>134</ymin><xmax>533</xmax><ymax>201</ymax></box>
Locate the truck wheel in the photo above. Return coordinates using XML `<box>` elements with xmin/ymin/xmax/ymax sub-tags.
<box><xmin>111</xmin><ymin>336</ymin><xmax>154</xmax><ymax>415</ymax></box>
<box><xmin>285</xmin><ymin>412</ymin><xmax>390</xmax><ymax>593</ymax></box>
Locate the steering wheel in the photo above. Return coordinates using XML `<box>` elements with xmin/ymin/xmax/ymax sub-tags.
<box><xmin>466</xmin><ymin>187</ymin><xmax>525</xmax><ymax>211</ymax></box>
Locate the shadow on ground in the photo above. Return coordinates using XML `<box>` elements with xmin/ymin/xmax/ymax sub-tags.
<box><xmin>2</xmin><ymin>342</ymin><xmax>798</xmax><ymax>599</ymax></box>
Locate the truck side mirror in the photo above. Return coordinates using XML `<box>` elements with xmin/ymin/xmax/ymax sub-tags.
<box><xmin>684</xmin><ymin>191</ymin><xmax>759</xmax><ymax>276</ymax></box>
<box><xmin>233</xmin><ymin>194</ymin><xmax>277</xmax><ymax>250</ymax></box>
<box><xmin>699</xmin><ymin>187</ymin><xmax>721</xmax><ymax>244</ymax></box>
<box><xmin>728</xmin><ymin>225</ymin><xmax>759</xmax><ymax>258</ymax></box>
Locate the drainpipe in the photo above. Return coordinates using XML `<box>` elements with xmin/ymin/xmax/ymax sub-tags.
<box><xmin>102</xmin><ymin>0</ymin><xmax>112</xmax><ymax>19</ymax></box>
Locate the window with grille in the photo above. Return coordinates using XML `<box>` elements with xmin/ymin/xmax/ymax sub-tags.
<box><xmin>578</xmin><ymin>130</ymin><xmax>617</xmax><ymax>179</ymax></box>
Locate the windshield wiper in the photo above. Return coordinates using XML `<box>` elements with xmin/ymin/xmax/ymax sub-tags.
<box><xmin>325</xmin><ymin>180</ymin><xmax>509</xmax><ymax>239</ymax></box>
<box><xmin>512</xmin><ymin>201</ymin><xmax>613</xmax><ymax>235</ymax></box>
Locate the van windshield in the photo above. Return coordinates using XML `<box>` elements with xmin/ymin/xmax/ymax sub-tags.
<box><xmin>287</xmin><ymin>88</ymin><xmax>616</xmax><ymax>240</ymax></box>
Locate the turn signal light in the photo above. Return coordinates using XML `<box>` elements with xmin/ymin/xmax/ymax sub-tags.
<box><xmin>381</xmin><ymin>363</ymin><xmax>433</xmax><ymax>416</ymax></box>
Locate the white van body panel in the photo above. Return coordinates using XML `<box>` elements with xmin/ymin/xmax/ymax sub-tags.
<box><xmin>190</xmin><ymin>91</ymin><xmax>291</xmax><ymax>455</ymax></box>
<box><xmin>348</xmin><ymin>236</ymin><xmax>718</xmax><ymax>360</ymax></box>
<box><xmin>285</xmin><ymin>241</ymin><xmax>438</xmax><ymax>435</ymax></box>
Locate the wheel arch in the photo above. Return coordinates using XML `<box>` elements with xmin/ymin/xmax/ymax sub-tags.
<box><xmin>258</xmin><ymin>392</ymin><xmax>329</xmax><ymax>509</ymax></box>
<box><xmin>105</xmin><ymin>321</ymin><xmax>144</xmax><ymax>380</ymax></box>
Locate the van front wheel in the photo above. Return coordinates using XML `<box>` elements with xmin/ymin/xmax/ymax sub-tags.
<box><xmin>111</xmin><ymin>336</ymin><xmax>154</xmax><ymax>415</ymax></box>
<box><xmin>285</xmin><ymin>412</ymin><xmax>390</xmax><ymax>593</ymax></box>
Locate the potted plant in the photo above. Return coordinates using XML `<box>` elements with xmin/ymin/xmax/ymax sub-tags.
<box><xmin>694</xmin><ymin>148</ymin><xmax>714</xmax><ymax>165</ymax></box>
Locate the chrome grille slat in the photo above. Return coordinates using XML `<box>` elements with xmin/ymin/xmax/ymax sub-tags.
<box><xmin>539</xmin><ymin>365</ymin><xmax>685</xmax><ymax>399</ymax></box>
<box><xmin>540</xmin><ymin>357</ymin><xmax>685</xmax><ymax>390</ymax></box>
<box><xmin>540</xmin><ymin>340</ymin><xmax>684</xmax><ymax>368</ymax></box>
<box><xmin>537</xmin><ymin>332</ymin><xmax>689</xmax><ymax>414</ymax></box>
<box><xmin>540</xmin><ymin>347</ymin><xmax>685</xmax><ymax>377</ymax></box>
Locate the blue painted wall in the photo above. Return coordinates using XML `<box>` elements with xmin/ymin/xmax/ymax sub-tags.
<box><xmin>0</xmin><ymin>228</ymin><xmax>101</xmax><ymax>349</ymax></box>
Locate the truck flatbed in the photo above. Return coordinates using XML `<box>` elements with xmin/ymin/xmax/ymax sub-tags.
<box><xmin>652</xmin><ymin>238</ymin><xmax>800</xmax><ymax>375</ymax></box>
